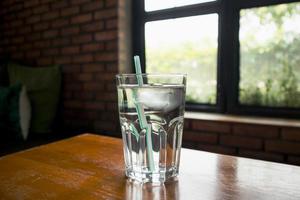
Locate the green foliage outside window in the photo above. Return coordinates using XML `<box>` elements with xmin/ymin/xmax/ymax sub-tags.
<box><xmin>240</xmin><ymin>3</ymin><xmax>300</xmax><ymax>107</ymax></box>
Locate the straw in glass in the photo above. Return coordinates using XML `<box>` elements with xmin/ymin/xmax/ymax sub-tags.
<box><xmin>133</xmin><ymin>55</ymin><xmax>155</xmax><ymax>172</ymax></box>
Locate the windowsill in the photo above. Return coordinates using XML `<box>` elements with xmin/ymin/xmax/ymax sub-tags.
<box><xmin>185</xmin><ymin>111</ymin><xmax>300</xmax><ymax>128</ymax></box>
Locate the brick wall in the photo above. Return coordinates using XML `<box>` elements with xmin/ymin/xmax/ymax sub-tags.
<box><xmin>0</xmin><ymin>0</ymin><xmax>121</xmax><ymax>135</ymax></box>
<box><xmin>183</xmin><ymin>118</ymin><xmax>300</xmax><ymax>166</ymax></box>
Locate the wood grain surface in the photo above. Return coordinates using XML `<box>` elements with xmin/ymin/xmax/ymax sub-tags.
<box><xmin>0</xmin><ymin>133</ymin><xmax>300</xmax><ymax>200</ymax></box>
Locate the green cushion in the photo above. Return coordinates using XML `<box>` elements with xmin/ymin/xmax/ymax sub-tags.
<box><xmin>0</xmin><ymin>83</ymin><xmax>22</xmax><ymax>139</ymax></box>
<box><xmin>8</xmin><ymin>63</ymin><xmax>61</xmax><ymax>134</ymax></box>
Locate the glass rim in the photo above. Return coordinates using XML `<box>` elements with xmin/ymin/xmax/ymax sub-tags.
<box><xmin>116</xmin><ymin>73</ymin><xmax>187</xmax><ymax>78</ymax></box>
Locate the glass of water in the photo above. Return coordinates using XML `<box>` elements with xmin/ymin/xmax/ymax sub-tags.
<box><xmin>116</xmin><ymin>74</ymin><xmax>186</xmax><ymax>183</ymax></box>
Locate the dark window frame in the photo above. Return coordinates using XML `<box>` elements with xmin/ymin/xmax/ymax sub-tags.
<box><xmin>132</xmin><ymin>0</ymin><xmax>300</xmax><ymax>119</ymax></box>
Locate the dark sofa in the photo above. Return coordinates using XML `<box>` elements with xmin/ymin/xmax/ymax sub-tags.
<box><xmin>0</xmin><ymin>59</ymin><xmax>67</xmax><ymax>156</ymax></box>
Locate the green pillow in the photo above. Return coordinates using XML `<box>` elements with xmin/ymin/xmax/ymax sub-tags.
<box><xmin>8</xmin><ymin>63</ymin><xmax>61</xmax><ymax>134</ymax></box>
<box><xmin>0</xmin><ymin>83</ymin><xmax>31</xmax><ymax>140</ymax></box>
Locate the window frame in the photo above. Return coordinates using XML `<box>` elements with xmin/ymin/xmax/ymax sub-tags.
<box><xmin>132</xmin><ymin>0</ymin><xmax>300</xmax><ymax>119</ymax></box>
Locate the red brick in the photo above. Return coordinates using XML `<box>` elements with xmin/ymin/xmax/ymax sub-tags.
<box><xmin>191</xmin><ymin>120</ymin><xmax>231</xmax><ymax>133</ymax></box>
<box><xmin>26</xmin><ymin>15</ymin><xmax>40</xmax><ymax>24</ymax></box>
<box><xmin>94</xmin><ymin>120</ymin><xmax>116</xmax><ymax>132</ymax></box>
<box><xmin>33</xmin><ymin>22</ymin><xmax>49</xmax><ymax>31</ymax></box>
<box><xmin>26</xmin><ymin>50</ymin><xmax>40</xmax><ymax>58</ymax></box>
<box><xmin>8</xmin><ymin>3</ymin><xmax>23</xmax><ymax>12</ymax></box>
<box><xmin>100</xmin><ymin>112</ymin><xmax>118</xmax><ymax>121</ymax></box>
<box><xmin>84</xmin><ymin>102</ymin><xmax>105</xmax><ymax>110</ymax></box>
<box><xmin>72</xmin><ymin>54</ymin><xmax>93</xmax><ymax>63</ymax></box>
<box><xmin>73</xmin><ymin>91</ymin><xmax>94</xmax><ymax>100</ymax></box>
<box><xmin>106</xmin><ymin>19</ymin><xmax>118</xmax><ymax>29</ymax></box>
<box><xmin>83</xmin><ymin>82</ymin><xmax>104</xmax><ymax>91</ymax></box>
<box><xmin>11</xmin><ymin>52</ymin><xmax>24</xmax><ymax>60</ymax></box>
<box><xmin>282</xmin><ymin>127</ymin><xmax>300</xmax><ymax>142</ymax></box>
<box><xmin>265</xmin><ymin>140</ymin><xmax>300</xmax><ymax>155</ymax></box>
<box><xmin>71</xmin><ymin>13</ymin><xmax>92</xmax><ymax>24</ymax></box>
<box><xmin>12</xmin><ymin>36</ymin><xmax>24</xmax><ymax>44</ymax></box>
<box><xmin>95</xmin><ymin>31</ymin><xmax>117</xmax><ymax>41</ymax></box>
<box><xmin>81</xmin><ymin>43</ymin><xmax>104</xmax><ymax>52</ymax></box>
<box><xmin>287</xmin><ymin>155</ymin><xmax>300</xmax><ymax>166</ymax></box>
<box><xmin>81</xmin><ymin>21</ymin><xmax>104</xmax><ymax>32</ymax></box>
<box><xmin>105</xmin><ymin>0</ymin><xmax>117</xmax><ymax>7</ymax></box>
<box><xmin>196</xmin><ymin>144</ymin><xmax>236</xmax><ymax>155</ymax></box>
<box><xmin>220</xmin><ymin>135</ymin><xmax>263</xmax><ymax>150</ymax></box>
<box><xmin>61</xmin><ymin>6</ymin><xmax>79</xmax><ymax>17</ymax></box>
<box><xmin>24</xmin><ymin>0</ymin><xmax>39</xmax><ymax>8</ymax></box>
<box><xmin>62</xmin><ymin>65</ymin><xmax>81</xmax><ymax>73</ymax></box>
<box><xmin>105</xmin><ymin>41</ymin><xmax>118</xmax><ymax>50</ymax></box>
<box><xmin>82</xmin><ymin>1</ymin><xmax>104</xmax><ymax>12</ymax></box>
<box><xmin>64</xmin><ymin>74</ymin><xmax>76</xmax><ymax>82</ymax></box>
<box><xmin>33</xmin><ymin>4</ymin><xmax>49</xmax><ymax>14</ymax></box>
<box><xmin>182</xmin><ymin>142</ymin><xmax>197</xmax><ymax>149</ymax></box>
<box><xmin>51</xmin><ymin>1</ymin><xmax>68</xmax><ymax>9</ymax></box>
<box><xmin>20</xmin><ymin>43</ymin><xmax>32</xmax><ymax>51</ymax></box>
<box><xmin>183</xmin><ymin>131</ymin><xmax>218</xmax><ymax>144</ymax></box>
<box><xmin>41</xmin><ymin>11</ymin><xmax>59</xmax><ymax>21</ymax></box>
<box><xmin>19</xmin><ymin>26</ymin><xmax>32</xmax><ymax>34</ymax></box>
<box><xmin>105</xmin><ymin>63</ymin><xmax>119</xmax><ymax>73</ymax></box>
<box><xmin>184</xmin><ymin>119</ymin><xmax>191</xmax><ymax>130</ymax></box>
<box><xmin>37</xmin><ymin>57</ymin><xmax>53</xmax><ymax>66</ymax></box>
<box><xmin>78</xmin><ymin>73</ymin><xmax>93</xmax><ymax>81</ymax></box>
<box><xmin>105</xmin><ymin>83</ymin><xmax>116</xmax><ymax>91</ymax></box>
<box><xmin>94</xmin><ymin>52</ymin><xmax>117</xmax><ymax>61</ymax></box>
<box><xmin>81</xmin><ymin>64</ymin><xmax>105</xmax><ymax>72</ymax></box>
<box><xmin>43</xmin><ymin>30</ymin><xmax>58</xmax><ymax>38</ymax></box>
<box><xmin>7</xmin><ymin>46</ymin><xmax>17</xmax><ymax>52</ymax></box>
<box><xmin>17</xmin><ymin>9</ymin><xmax>32</xmax><ymax>19</ymax></box>
<box><xmin>233</xmin><ymin>124</ymin><xmax>279</xmax><ymax>139</ymax></box>
<box><xmin>43</xmin><ymin>48</ymin><xmax>59</xmax><ymax>56</ymax></box>
<box><xmin>94</xmin><ymin>9</ymin><xmax>117</xmax><ymax>20</ymax></box>
<box><xmin>26</xmin><ymin>33</ymin><xmax>41</xmax><ymax>41</ymax></box>
<box><xmin>61</xmin><ymin>27</ymin><xmax>79</xmax><ymax>36</ymax></box>
<box><xmin>106</xmin><ymin>102</ymin><xmax>117</xmax><ymax>111</ymax></box>
<box><xmin>61</xmin><ymin>46</ymin><xmax>80</xmax><ymax>55</ymax></box>
<box><xmin>63</xmin><ymin>91</ymin><xmax>73</xmax><ymax>100</ymax></box>
<box><xmin>3</xmin><ymin>29</ymin><xmax>16</xmax><ymax>37</ymax></box>
<box><xmin>64</xmin><ymin>100</ymin><xmax>83</xmax><ymax>109</ymax></box>
<box><xmin>72</xmin><ymin>34</ymin><xmax>93</xmax><ymax>44</ymax></box>
<box><xmin>71</xmin><ymin>0</ymin><xmax>90</xmax><ymax>5</ymax></box>
<box><xmin>52</xmin><ymin>38</ymin><xmax>70</xmax><ymax>46</ymax></box>
<box><xmin>95</xmin><ymin>72</ymin><xmax>115</xmax><ymax>81</ymax></box>
<box><xmin>33</xmin><ymin>40</ymin><xmax>51</xmax><ymax>48</ymax></box>
<box><xmin>54</xmin><ymin>56</ymin><xmax>72</xmax><ymax>64</ymax></box>
<box><xmin>79</xmin><ymin>111</ymin><xmax>98</xmax><ymax>120</ymax></box>
<box><xmin>2</xmin><ymin>38</ymin><xmax>10</xmax><ymax>46</ymax></box>
<box><xmin>10</xmin><ymin>19</ymin><xmax>23</xmax><ymax>28</ymax></box>
<box><xmin>238</xmin><ymin>149</ymin><xmax>284</xmax><ymax>162</ymax></box>
<box><xmin>51</xmin><ymin>18</ymin><xmax>69</xmax><ymax>28</ymax></box>
<box><xmin>64</xmin><ymin>83</ymin><xmax>82</xmax><ymax>91</ymax></box>
<box><xmin>40</xmin><ymin>0</ymin><xmax>53</xmax><ymax>3</ymax></box>
<box><xmin>64</xmin><ymin>119</ymin><xmax>93</xmax><ymax>130</ymax></box>
<box><xmin>4</xmin><ymin>13</ymin><xmax>16</xmax><ymax>21</ymax></box>
<box><xmin>95</xmin><ymin>92</ymin><xmax>116</xmax><ymax>101</ymax></box>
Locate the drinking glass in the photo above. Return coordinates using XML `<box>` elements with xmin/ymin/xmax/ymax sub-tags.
<box><xmin>116</xmin><ymin>74</ymin><xmax>186</xmax><ymax>183</ymax></box>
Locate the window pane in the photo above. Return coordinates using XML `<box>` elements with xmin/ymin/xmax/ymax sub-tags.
<box><xmin>145</xmin><ymin>0</ymin><xmax>215</xmax><ymax>12</ymax></box>
<box><xmin>239</xmin><ymin>3</ymin><xmax>300</xmax><ymax>108</ymax></box>
<box><xmin>145</xmin><ymin>14</ymin><xmax>218</xmax><ymax>104</ymax></box>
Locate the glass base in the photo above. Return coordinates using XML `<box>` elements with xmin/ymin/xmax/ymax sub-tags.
<box><xmin>125</xmin><ymin>168</ymin><xmax>179</xmax><ymax>183</ymax></box>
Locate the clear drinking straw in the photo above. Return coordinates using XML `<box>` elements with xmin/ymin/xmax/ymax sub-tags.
<box><xmin>133</xmin><ymin>55</ymin><xmax>155</xmax><ymax>172</ymax></box>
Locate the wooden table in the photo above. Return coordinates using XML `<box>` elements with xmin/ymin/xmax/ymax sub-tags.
<box><xmin>1</xmin><ymin>133</ymin><xmax>300</xmax><ymax>200</ymax></box>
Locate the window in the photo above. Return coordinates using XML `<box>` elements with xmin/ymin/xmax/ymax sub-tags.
<box><xmin>132</xmin><ymin>0</ymin><xmax>300</xmax><ymax>118</ymax></box>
